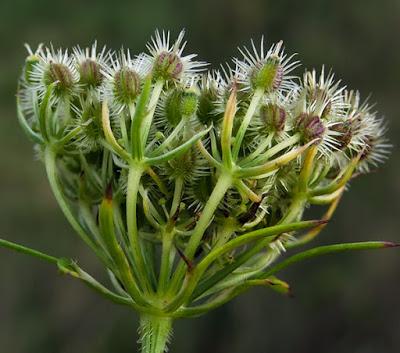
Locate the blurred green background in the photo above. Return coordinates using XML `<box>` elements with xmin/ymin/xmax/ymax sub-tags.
<box><xmin>0</xmin><ymin>0</ymin><xmax>399</xmax><ymax>352</ymax></box>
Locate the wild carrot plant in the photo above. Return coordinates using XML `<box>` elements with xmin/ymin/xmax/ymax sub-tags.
<box><xmin>0</xmin><ymin>30</ymin><xmax>395</xmax><ymax>352</ymax></box>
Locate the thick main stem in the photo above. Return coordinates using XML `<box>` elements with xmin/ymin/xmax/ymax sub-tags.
<box><xmin>139</xmin><ymin>315</ymin><xmax>173</xmax><ymax>353</ymax></box>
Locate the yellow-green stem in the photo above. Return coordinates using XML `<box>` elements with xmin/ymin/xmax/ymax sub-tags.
<box><xmin>44</xmin><ymin>147</ymin><xmax>110</xmax><ymax>266</ymax></box>
<box><xmin>232</xmin><ymin>88</ymin><xmax>263</xmax><ymax>160</ymax></box>
<box><xmin>168</xmin><ymin>173</ymin><xmax>232</xmax><ymax>295</ymax></box>
<box><xmin>126</xmin><ymin>164</ymin><xmax>151</xmax><ymax>293</ymax></box>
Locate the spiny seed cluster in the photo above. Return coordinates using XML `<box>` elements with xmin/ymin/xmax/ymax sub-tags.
<box><xmin>17</xmin><ymin>30</ymin><xmax>389</xmax><ymax>314</ymax></box>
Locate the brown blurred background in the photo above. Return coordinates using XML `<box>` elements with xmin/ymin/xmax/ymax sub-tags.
<box><xmin>0</xmin><ymin>0</ymin><xmax>399</xmax><ymax>352</ymax></box>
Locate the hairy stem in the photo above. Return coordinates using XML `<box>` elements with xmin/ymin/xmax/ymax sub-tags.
<box><xmin>139</xmin><ymin>315</ymin><xmax>173</xmax><ymax>353</ymax></box>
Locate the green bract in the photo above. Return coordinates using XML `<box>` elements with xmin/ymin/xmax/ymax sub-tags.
<box><xmin>2</xmin><ymin>30</ymin><xmax>394</xmax><ymax>353</ymax></box>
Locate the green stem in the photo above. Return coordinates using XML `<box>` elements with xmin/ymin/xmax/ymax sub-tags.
<box><xmin>38</xmin><ymin>83</ymin><xmax>55</xmax><ymax>141</ymax></box>
<box><xmin>221</xmin><ymin>88</ymin><xmax>237</xmax><ymax>168</ymax></box>
<box><xmin>258</xmin><ymin>241</ymin><xmax>398</xmax><ymax>279</ymax></box>
<box><xmin>131</xmin><ymin>77</ymin><xmax>152</xmax><ymax>159</ymax></box>
<box><xmin>310</xmin><ymin>155</ymin><xmax>359</xmax><ymax>197</ymax></box>
<box><xmin>213</xmin><ymin>218</ymin><xmax>237</xmax><ymax>249</ymax></box>
<box><xmin>152</xmin><ymin>119</ymin><xmax>185</xmax><ymax>156</ymax></box>
<box><xmin>196</xmin><ymin>140</ymin><xmax>222</xmax><ymax>169</ymax></box>
<box><xmin>58</xmin><ymin>125</ymin><xmax>82</xmax><ymax>146</ymax></box>
<box><xmin>170</xmin><ymin>177</ymin><xmax>184</xmax><ymax>217</ymax></box>
<box><xmin>126</xmin><ymin>164</ymin><xmax>151</xmax><ymax>293</ymax></box>
<box><xmin>119</xmin><ymin>112</ymin><xmax>129</xmax><ymax>148</ymax></box>
<box><xmin>241</xmin><ymin>133</ymin><xmax>300</xmax><ymax>167</ymax></box>
<box><xmin>99</xmin><ymin>195</ymin><xmax>147</xmax><ymax>305</ymax></box>
<box><xmin>70</xmin><ymin>266</ymin><xmax>137</xmax><ymax>308</ymax></box>
<box><xmin>237</xmin><ymin>140</ymin><xmax>314</xmax><ymax>179</ymax></box>
<box><xmin>142</xmin><ymin>79</ymin><xmax>164</xmax><ymax>149</ymax></box>
<box><xmin>280</xmin><ymin>195</ymin><xmax>305</xmax><ymax>224</ymax></box>
<box><xmin>0</xmin><ymin>238</ymin><xmax>137</xmax><ymax>309</ymax></box>
<box><xmin>240</xmin><ymin>133</ymin><xmax>274</xmax><ymax>165</ymax></box>
<box><xmin>158</xmin><ymin>230</ymin><xmax>174</xmax><ymax>295</ymax></box>
<box><xmin>145</xmin><ymin>127</ymin><xmax>211</xmax><ymax>166</ymax></box>
<box><xmin>232</xmin><ymin>88</ymin><xmax>263</xmax><ymax>160</ymax></box>
<box><xmin>279</xmin><ymin>145</ymin><xmax>317</xmax><ymax>224</ymax></box>
<box><xmin>168</xmin><ymin>173</ymin><xmax>232</xmax><ymax>294</ymax></box>
<box><xmin>44</xmin><ymin>147</ymin><xmax>110</xmax><ymax>266</ymax></box>
<box><xmin>0</xmin><ymin>238</ymin><xmax>58</xmax><ymax>264</ymax></box>
<box><xmin>79</xmin><ymin>200</ymin><xmax>110</xmax><ymax>257</ymax></box>
<box><xmin>101</xmin><ymin>101</ymin><xmax>130</xmax><ymax>160</ymax></box>
<box><xmin>139</xmin><ymin>315</ymin><xmax>173</xmax><ymax>353</ymax></box>
<box><xmin>177</xmin><ymin>285</ymin><xmax>248</xmax><ymax>318</ymax></box>
<box><xmin>183</xmin><ymin>173</ymin><xmax>232</xmax><ymax>259</ymax></box>
<box><xmin>16</xmin><ymin>94</ymin><xmax>44</xmax><ymax>144</ymax></box>
<box><xmin>170</xmin><ymin>220</ymin><xmax>319</xmax><ymax>307</ymax></box>
<box><xmin>178</xmin><ymin>242</ymin><xmax>398</xmax><ymax>317</ymax></box>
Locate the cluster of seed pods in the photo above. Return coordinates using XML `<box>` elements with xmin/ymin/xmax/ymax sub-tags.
<box><xmin>16</xmin><ymin>30</ymin><xmax>389</xmax><ymax>319</ymax></box>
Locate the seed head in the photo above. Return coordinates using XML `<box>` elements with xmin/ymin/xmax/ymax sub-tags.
<box><xmin>259</xmin><ymin>103</ymin><xmax>286</xmax><ymax>133</ymax></box>
<box><xmin>197</xmin><ymin>72</ymin><xmax>221</xmax><ymax>124</ymax></box>
<box><xmin>23</xmin><ymin>44</ymin><xmax>43</xmax><ymax>85</ymax></box>
<box><xmin>113</xmin><ymin>67</ymin><xmax>141</xmax><ymax>105</ymax></box>
<box><xmin>16</xmin><ymin>32</ymin><xmax>391</xmax><ymax>324</ymax></box>
<box><xmin>146</xmin><ymin>30</ymin><xmax>207</xmax><ymax>83</ymax></box>
<box><xmin>330</xmin><ymin>121</ymin><xmax>352</xmax><ymax>150</ymax></box>
<box><xmin>79</xmin><ymin>59</ymin><xmax>103</xmax><ymax>87</ymax></box>
<box><xmin>44</xmin><ymin>62</ymin><xmax>75</xmax><ymax>93</ymax></box>
<box><xmin>235</xmin><ymin>38</ymin><xmax>299</xmax><ymax>93</ymax></box>
<box><xmin>24</xmin><ymin>54</ymin><xmax>41</xmax><ymax>85</ymax></box>
<box><xmin>73</xmin><ymin>42</ymin><xmax>108</xmax><ymax>88</ymax></box>
<box><xmin>101</xmin><ymin>50</ymin><xmax>149</xmax><ymax>112</ymax></box>
<box><xmin>25</xmin><ymin>45</ymin><xmax>79</xmax><ymax>99</ymax></box>
<box><xmin>161</xmin><ymin>88</ymin><xmax>198</xmax><ymax>127</ymax></box>
<box><xmin>296</xmin><ymin>113</ymin><xmax>325</xmax><ymax>142</ymax></box>
<box><xmin>153</xmin><ymin>52</ymin><xmax>183</xmax><ymax>81</ymax></box>
<box><xmin>250</xmin><ymin>55</ymin><xmax>282</xmax><ymax>91</ymax></box>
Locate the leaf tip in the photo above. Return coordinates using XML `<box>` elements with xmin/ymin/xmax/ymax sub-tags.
<box><xmin>315</xmin><ymin>219</ymin><xmax>329</xmax><ymax>226</ymax></box>
<box><xmin>105</xmin><ymin>182</ymin><xmax>113</xmax><ymax>201</ymax></box>
<box><xmin>382</xmin><ymin>241</ymin><xmax>400</xmax><ymax>248</ymax></box>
